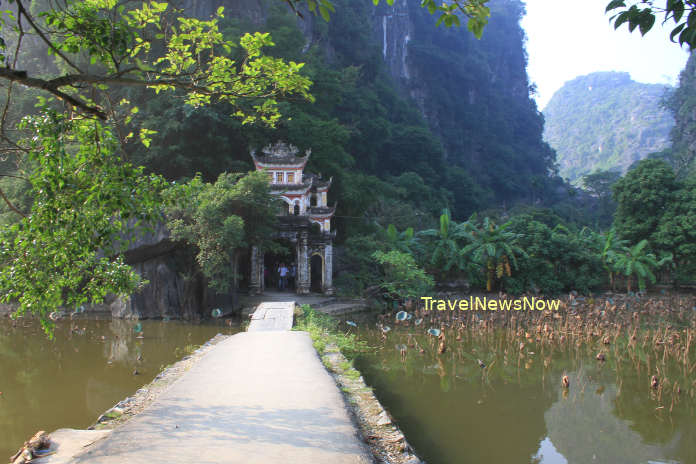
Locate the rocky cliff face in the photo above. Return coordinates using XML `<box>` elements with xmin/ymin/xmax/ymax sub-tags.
<box><xmin>373</xmin><ymin>0</ymin><xmax>413</xmax><ymax>83</ymax></box>
<box><xmin>181</xmin><ymin>0</ymin><xmax>266</xmax><ymax>25</ymax></box>
<box><xmin>368</xmin><ymin>0</ymin><xmax>555</xmax><ymax>200</ymax></box>
<box><xmin>102</xmin><ymin>223</ymin><xmax>236</xmax><ymax>320</ymax></box>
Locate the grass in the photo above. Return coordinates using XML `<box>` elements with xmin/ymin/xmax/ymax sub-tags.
<box><xmin>293</xmin><ymin>304</ymin><xmax>368</xmax><ymax>359</ymax></box>
<box><xmin>103</xmin><ymin>410</ymin><xmax>122</xmax><ymax>419</ymax></box>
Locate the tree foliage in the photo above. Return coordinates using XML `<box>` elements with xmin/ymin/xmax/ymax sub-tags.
<box><xmin>416</xmin><ymin>209</ymin><xmax>470</xmax><ymax>275</ymax></box>
<box><xmin>461</xmin><ymin>217</ymin><xmax>526</xmax><ymax>291</ymax></box>
<box><xmin>164</xmin><ymin>171</ymin><xmax>280</xmax><ymax>294</ymax></box>
<box><xmin>612</xmin><ymin>159</ymin><xmax>679</xmax><ymax>245</ymax></box>
<box><xmin>0</xmin><ymin>1</ymin><xmax>313</xmax><ymax>126</ymax></box>
<box><xmin>608</xmin><ymin>239</ymin><xmax>672</xmax><ymax>292</ymax></box>
<box><xmin>0</xmin><ymin>111</ymin><xmax>166</xmax><ymax>333</ymax></box>
<box><xmin>284</xmin><ymin>0</ymin><xmax>491</xmax><ymax>35</ymax></box>
<box><xmin>606</xmin><ymin>0</ymin><xmax>696</xmax><ymax>48</ymax></box>
<box><xmin>371</xmin><ymin>250</ymin><xmax>433</xmax><ymax>300</ymax></box>
<box><xmin>0</xmin><ymin>1</ymin><xmax>313</xmax><ymax>327</ymax></box>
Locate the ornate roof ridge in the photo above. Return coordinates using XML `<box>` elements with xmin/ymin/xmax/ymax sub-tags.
<box><xmin>251</xmin><ymin>141</ymin><xmax>311</xmax><ymax>166</ymax></box>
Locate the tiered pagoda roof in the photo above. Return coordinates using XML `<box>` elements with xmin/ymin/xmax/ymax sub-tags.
<box><xmin>308</xmin><ymin>204</ymin><xmax>337</xmax><ymax>217</ymax></box>
<box><xmin>251</xmin><ymin>142</ymin><xmax>310</xmax><ymax>168</ymax></box>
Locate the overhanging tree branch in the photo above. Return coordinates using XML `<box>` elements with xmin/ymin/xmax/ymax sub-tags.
<box><xmin>0</xmin><ymin>68</ymin><xmax>107</xmax><ymax>119</ymax></box>
<box><xmin>16</xmin><ymin>0</ymin><xmax>83</xmax><ymax>73</ymax></box>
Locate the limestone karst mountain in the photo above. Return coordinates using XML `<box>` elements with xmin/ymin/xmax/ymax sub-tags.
<box><xmin>543</xmin><ymin>72</ymin><xmax>674</xmax><ymax>183</ymax></box>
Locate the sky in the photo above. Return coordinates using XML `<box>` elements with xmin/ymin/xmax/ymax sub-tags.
<box><xmin>520</xmin><ymin>0</ymin><xmax>690</xmax><ymax>110</ymax></box>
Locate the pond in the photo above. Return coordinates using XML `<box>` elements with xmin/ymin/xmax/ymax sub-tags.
<box><xmin>0</xmin><ymin>316</ymin><xmax>240</xmax><ymax>458</ymax></box>
<box><xmin>352</xmin><ymin>315</ymin><xmax>696</xmax><ymax>464</ymax></box>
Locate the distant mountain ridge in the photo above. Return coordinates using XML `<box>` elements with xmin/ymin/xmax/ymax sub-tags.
<box><xmin>543</xmin><ymin>72</ymin><xmax>674</xmax><ymax>182</ymax></box>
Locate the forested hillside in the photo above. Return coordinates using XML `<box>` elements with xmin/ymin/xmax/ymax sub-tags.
<box><xmin>543</xmin><ymin>72</ymin><xmax>673</xmax><ymax>182</ymax></box>
<box><xmin>128</xmin><ymin>0</ymin><xmax>561</xmax><ymax>226</ymax></box>
<box><xmin>0</xmin><ymin>0</ymin><xmax>631</xmax><ymax>318</ymax></box>
<box><xmin>661</xmin><ymin>51</ymin><xmax>696</xmax><ymax>176</ymax></box>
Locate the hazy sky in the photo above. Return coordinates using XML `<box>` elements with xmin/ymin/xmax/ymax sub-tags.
<box><xmin>520</xmin><ymin>0</ymin><xmax>690</xmax><ymax>109</ymax></box>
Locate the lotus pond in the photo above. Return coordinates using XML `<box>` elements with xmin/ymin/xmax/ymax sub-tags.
<box><xmin>350</xmin><ymin>293</ymin><xmax>696</xmax><ymax>464</ymax></box>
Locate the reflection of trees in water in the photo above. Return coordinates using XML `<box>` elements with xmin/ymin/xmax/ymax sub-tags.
<box><xmin>609</xmin><ymin>368</ymin><xmax>696</xmax><ymax>464</ymax></box>
<box><xmin>356</xmin><ymin>332</ymin><xmax>555</xmax><ymax>464</ymax></box>
<box><xmin>0</xmin><ymin>318</ymin><xmax>232</xmax><ymax>459</ymax></box>
<box><xmin>356</xmin><ymin>326</ymin><xmax>696</xmax><ymax>464</ymax></box>
<box><xmin>544</xmin><ymin>374</ymin><xmax>671</xmax><ymax>464</ymax></box>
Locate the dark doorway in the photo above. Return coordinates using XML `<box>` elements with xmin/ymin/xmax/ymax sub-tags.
<box><xmin>293</xmin><ymin>203</ymin><xmax>300</xmax><ymax>215</ymax></box>
<box><xmin>237</xmin><ymin>248</ymin><xmax>250</xmax><ymax>292</ymax></box>
<box><xmin>264</xmin><ymin>240</ymin><xmax>294</xmax><ymax>292</ymax></box>
<box><xmin>310</xmin><ymin>254</ymin><xmax>323</xmax><ymax>293</ymax></box>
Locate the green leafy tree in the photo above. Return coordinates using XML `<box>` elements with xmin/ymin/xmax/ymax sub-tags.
<box><xmin>165</xmin><ymin>170</ymin><xmax>280</xmax><ymax>293</ymax></box>
<box><xmin>581</xmin><ymin>169</ymin><xmax>622</xmax><ymax>224</ymax></box>
<box><xmin>612</xmin><ymin>159</ymin><xmax>679</xmax><ymax>245</ymax></box>
<box><xmin>610</xmin><ymin>239</ymin><xmax>672</xmax><ymax>292</ymax></box>
<box><xmin>377</xmin><ymin>223</ymin><xmax>416</xmax><ymax>254</ymax></box>
<box><xmin>371</xmin><ymin>250</ymin><xmax>433</xmax><ymax>300</ymax></box>
<box><xmin>0</xmin><ymin>2</ymin><xmax>313</xmax><ymax>126</ymax></box>
<box><xmin>0</xmin><ymin>1</ymin><xmax>313</xmax><ymax>327</ymax></box>
<box><xmin>284</xmin><ymin>0</ymin><xmax>491</xmax><ymax>35</ymax></box>
<box><xmin>0</xmin><ymin>111</ymin><xmax>166</xmax><ymax>334</ymax></box>
<box><xmin>606</xmin><ymin>0</ymin><xmax>696</xmax><ymax>48</ymax></box>
<box><xmin>505</xmin><ymin>215</ymin><xmax>605</xmax><ymax>295</ymax></box>
<box><xmin>460</xmin><ymin>217</ymin><xmax>526</xmax><ymax>292</ymax></box>
<box><xmin>654</xmin><ymin>176</ymin><xmax>696</xmax><ymax>283</ymax></box>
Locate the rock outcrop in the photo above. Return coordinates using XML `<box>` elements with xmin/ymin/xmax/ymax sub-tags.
<box><xmin>102</xmin><ymin>223</ymin><xmax>236</xmax><ymax>320</ymax></box>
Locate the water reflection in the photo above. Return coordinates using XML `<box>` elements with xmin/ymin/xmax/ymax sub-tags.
<box><xmin>0</xmin><ymin>317</ymin><xmax>239</xmax><ymax>458</ymax></box>
<box><xmin>353</xmin><ymin>326</ymin><xmax>696</xmax><ymax>464</ymax></box>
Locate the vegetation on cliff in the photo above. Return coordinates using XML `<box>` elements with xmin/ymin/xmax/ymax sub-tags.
<box><xmin>543</xmin><ymin>72</ymin><xmax>673</xmax><ymax>182</ymax></box>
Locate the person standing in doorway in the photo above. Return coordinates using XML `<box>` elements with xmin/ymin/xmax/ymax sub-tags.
<box><xmin>290</xmin><ymin>262</ymin><xmax>296</xmax><ymax>290</ymax></box>
<box><xmin>278</xmin><ymin>263</ymin><xmax>289</xmax><ymax>290</ymax></box>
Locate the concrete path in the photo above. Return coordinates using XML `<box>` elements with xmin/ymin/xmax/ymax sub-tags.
<box><xmin>247</xmin><ymin>301</ymin><xmax>295</xmax><ymax>331</ymax></box>
<box><xmin>239</xmin><ymin>292</ymin><xmax>369</xmax><ymax>317</ymax></box>
<box><xmin>66</xmin><ymin>331</ymin><xmax>372</xmax><ymax>463</ymax></box>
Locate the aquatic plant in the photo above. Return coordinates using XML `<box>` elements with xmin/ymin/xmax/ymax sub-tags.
<box><xmin>356</xmin><ymin>292</ymin><xmax>696</xmax><ymax>411</ymax></box>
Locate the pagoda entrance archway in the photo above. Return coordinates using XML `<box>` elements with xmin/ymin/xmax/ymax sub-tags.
<box><xmin>264</xmin><ymin>239</ymin><xmax>295</xmax><ymax>292</ymax></box>
<box><xmin>310</xmin><ymin>254</ymin><xmax>323</xmax><ymax>293</ymax></box>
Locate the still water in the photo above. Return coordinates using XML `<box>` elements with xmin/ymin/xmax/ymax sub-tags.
<box><xmin>0</xmin><ymin>317</ymin><xmax>239</xmax><ymax>458</ymax></box>
<box><xmin>353</xmin><ymin>326</ymin><xmax>696</xmax><ymax>464</ymax></box>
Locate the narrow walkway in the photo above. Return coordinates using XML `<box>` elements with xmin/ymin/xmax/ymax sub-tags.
<box><xmin>43</xmin><ymin>302</ymin><xmax>372</xmax><ymax>463</ymax></box>
<box><xmin>240</xmin><ymin>292</ymin><xmax>369</xmax><ymax>316</ymax></box>
<box><xmin>247</xmin><ymin>301</ymin><xmax>295</xmax><ymax>331</ymax></box>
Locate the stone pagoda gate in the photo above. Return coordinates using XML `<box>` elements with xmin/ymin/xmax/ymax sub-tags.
<box><xmin>248</xmin><ymin>142</ymin><xmax>336</xmax><ymax>295</ymax></box>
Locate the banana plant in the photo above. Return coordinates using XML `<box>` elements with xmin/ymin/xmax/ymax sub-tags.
<box><xmin>460</xmin><ymin>217</ymin><xmax>527</xmax><ymax>291</ymax></box>
<box><xmin>601</xmin><ymin>228</ymin><xmax>629</xmax><ymax>291</ymax></box>
<box><xmin>610</xmin><ymin>239</ymin><xmax>672</xmax><ymax>292</ymax></box>
<box><xmin>377</xmin><ymin>223</ymin><xmax>416</xmax><ymax>254</ymax></box>
<box><xmin>416</xmin><ymin>209</ymin><xmax>470</xmax><ymax>274</ymax></box>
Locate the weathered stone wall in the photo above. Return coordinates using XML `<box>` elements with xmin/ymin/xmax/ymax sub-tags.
<box><xmin>104</xmin><ymin>223</ymin><xmax>237</xmax><ymax>320</ymax></box>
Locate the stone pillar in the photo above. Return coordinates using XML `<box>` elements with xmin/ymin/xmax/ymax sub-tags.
<box><xmin>296</xmin><ymin>232</ymin><xmax>310</xmax><ymax>294</ymax></box>
<box><xmin>323</xmin><ymin>244</ymin><xmax>334</xmax><ymax>295</ymax></box>
<box><xmin>249</xmin><ymin>246</ymin><xmax>263</xmax><ymax>295</ymax></box>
